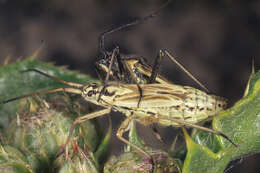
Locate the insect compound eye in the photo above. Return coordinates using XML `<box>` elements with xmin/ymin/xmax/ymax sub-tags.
<box><xmin>83</xmin><ymin>83</ymin><xmax>99</xmax><ymax>97</ymax></box>
<box><xmin>87</xmin><ymin>90</ymin><xmax>94</xmax><ymax>97</ymax></box>
<box><xmin>83</xmin><ymin>88</ymin><xmax>96</xmax><ymax>98</ymax></box>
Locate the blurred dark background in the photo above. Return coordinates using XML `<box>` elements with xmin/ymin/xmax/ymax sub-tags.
<box><xmin>0</xmin><ymin>0</ymin><xmax>259</xmax><ymax>172</ymax></box>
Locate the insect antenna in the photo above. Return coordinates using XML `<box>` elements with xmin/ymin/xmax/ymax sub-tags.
<box><xmin>0</xmin><ymin>69</ymin><xmax>84</xmax><ymax>104</ymax></box>
<box><xmin>98</xmin><ymin>0</ymin><xmax>171</xmax><ymax>108</ymax></box>
<box><xmin>98</xmin><ymin>0</ymin><xmax>171</xmax><ymax>57</ymax></box>
<box><xmin>22</xmin><ymin>69</ymin><xmax>84</xmax><ymax>88</ymax></box>
<box><xmin>0</xmin><ymin>88</ymin><xmax>82</xmax><ymax>104</ymax></box>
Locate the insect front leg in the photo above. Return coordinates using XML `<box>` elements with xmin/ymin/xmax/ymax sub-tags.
<box><xmin>57</xmin><ymin>108</ymin><xmax>111</xmax><ymax>158</ymax></box>
<box><xmin>97</xmin><ymin>47</ymin><xmax>121</xmax><ymax>103</ymax></box>
<box><xmin>104</xmin><ymin>47</ymin><xmax>120</xmax><ymax>83</ymax></box>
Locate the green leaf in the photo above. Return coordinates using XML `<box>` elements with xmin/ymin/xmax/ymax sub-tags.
<box><xmin>2</xmin><ymin>57</ymin><xmax>259</xmax><ymax>173</ymax></box>
<box><xmin>0</xmin><ymin>57</ymin><xmax>104</xmax><ymax>172</ymax></box>
<box><xmin>183</xmin><ymin>69</ymin><xmax>260</xmax><ymax>173</ymax></box>
<box><xmin>0</xmin><ymin>57</ymin><xmax>97</xmax><ymax>129</ymax></box>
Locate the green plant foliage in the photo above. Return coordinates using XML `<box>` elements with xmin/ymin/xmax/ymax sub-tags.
<box><xmin>1</xmin><ymin>56</ymin><xmax>260</xmax><ymax>173</ymax></box>
<box><xmin>57</xmin><ymin>147</ymin><xmax>99</xmax><ymax>173</ymax></box>
<box><xmin>104</xmin><ymin>122</ymin><xmax>182</xmax><ymax>173</ymax></box>
<box><xmin>0</xmin><ymin>56</ymin><xmax>98</xmax><ymax>129</ymax></box>
<box><xmin>0</xmin><ymin>57</ymin><xmax>107</xmax><ymax>172</ymax></box>
<box><xmin>182</xmin><ymin>69</ymin><xmax>260</xmax><ymax>173</ymax></box>
<box><xmin>5</xmin><ymin>100</ymin><xmax>98</xmax><ymax>172</ymax></box>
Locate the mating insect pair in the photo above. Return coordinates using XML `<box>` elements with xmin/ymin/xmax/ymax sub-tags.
<box><xmin>0</xmin><ymin>48</ymin><xmax>236</xmax><ymax>160</ymax></box>
<box><xmin>0</xmin><ymin>3</ymin><xmax>237</xmax><ymax>164</ymax></box>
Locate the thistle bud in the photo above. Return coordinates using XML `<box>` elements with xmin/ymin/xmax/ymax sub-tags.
<box><xmin>5</xmin><ymin>97</ymin><xmax>99</xmax><ymax>172</ymax></box>
<box><xmin>0</xmin><ymin>145</ymin><xmax>33</xmax><ymax>173</ymax></box>
<box><xmin>104</xmin><ymin>150</ymin><xmax>182</xmax><ymax>173</ymax></box>
<box><xmin>57</xmin><ymin>145</ymin><xmax>99</xmax><ymax>173</ymax></box>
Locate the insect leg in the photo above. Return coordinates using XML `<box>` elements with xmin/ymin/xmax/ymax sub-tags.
<box><xmin>154</xmin><ymin>114</ymin><xmax>238</xmax><ymax>147</ymax></box>
<box><xmin>151</xmin><ymin>125</ymin><xmax>165</xmax><ymax>143</ymax></box>
<box><xmin>136</xmin><ymin>84</ymin><xmax>143</xmax><ymax>108</ymax></box>
<box><xmin>95</xmin><ymin>65</ymin><xmax>107</xmax><ymax>81</ymax></box>
<box><xmin>117</xmin><ymin>115</ymin><xmax>159</xmax><ymax>172</ymax></box>
<box><xmin>104</xmin><ymin>47</ymin><xmax>120</xmax><ymax>83</ymax></box>
<box><xmin>114</xmin><ymin>48</ymin><xmax>127</xmax><ymax>81</ymax></box>
<box><xmin>116</xmin><ymin>115</ymin><xmax>150</xmax><ymax>158</ymax></box>
<box><xmin>115</xmin><ymin>55</ymin><xmax>146</xmax><ymax>107</ymax></box>
<box><xmin>57</xmin><ymin>108</ymin><xmax>112</xmax><ymax>158</ymax></box>
<box><xmin>97</xmin><ymin>47</ymin><xmax>119</xmax><ymax>102</ymax></box>
<box><xmin>149</xmin><ymin>50</ymin><xmax>164</xmax><ymax>84</ymax></box>
<box><xmin>162</xmin><ymin>49</ymin><xmax>210</xmax><ymax>92</ymax></box>
<box><xmin>100</xmin><ymin>47</ymin><xmax>144</xmax><ymax>108</ymax></box>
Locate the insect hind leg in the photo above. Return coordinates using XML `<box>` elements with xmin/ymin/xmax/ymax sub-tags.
<box><xmin>154</xmin><ymin>114</ymin><xmax>238</xmax><ymax>147</ymax></box>
<box><xmin>162</xmin><ymin>49</ymin><xmax>210</xmax><ymax>92</ymax></box>
<box><xmin>148</xmin><ymin>49</ymin><xmax>210</xmax><ymax>92</ymax></box>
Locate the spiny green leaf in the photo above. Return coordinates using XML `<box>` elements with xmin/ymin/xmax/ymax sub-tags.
<box><xmin>183</xmin><ymin>70</ymin><xmax>260</xmax><ymax>173</ymax></box>
<box><xmin>0</xmin><ymin>57</ymin><xmax>97</xmax><ymax>129</ymax></box>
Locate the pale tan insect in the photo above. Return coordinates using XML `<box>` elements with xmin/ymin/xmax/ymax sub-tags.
<box><xmin>95</xmin><ymin>48</ymin><xmax>211</xmax><ymax>143</ymax></box>
<box><xmin>0</xmin><ymin>59</ymin><xmax>236</xmax><ymax>159</ymax></box>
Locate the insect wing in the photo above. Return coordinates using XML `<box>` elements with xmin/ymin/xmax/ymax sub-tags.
<box><xmin>110</xmin><ymin>84</ymin><xmax>184</xmax><ymax>108</ymax></box>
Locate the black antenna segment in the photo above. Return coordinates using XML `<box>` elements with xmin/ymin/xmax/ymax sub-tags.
<box><xmin>98</xmin><ymin>0</ymin><xmax>171</xmax><ymax>56</ymax></box>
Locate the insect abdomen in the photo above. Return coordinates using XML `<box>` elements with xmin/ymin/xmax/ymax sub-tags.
<box><xmin>158</xmin><ymin>89</ymin><xmax>227</xmax><ymax>126</ymax></box>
